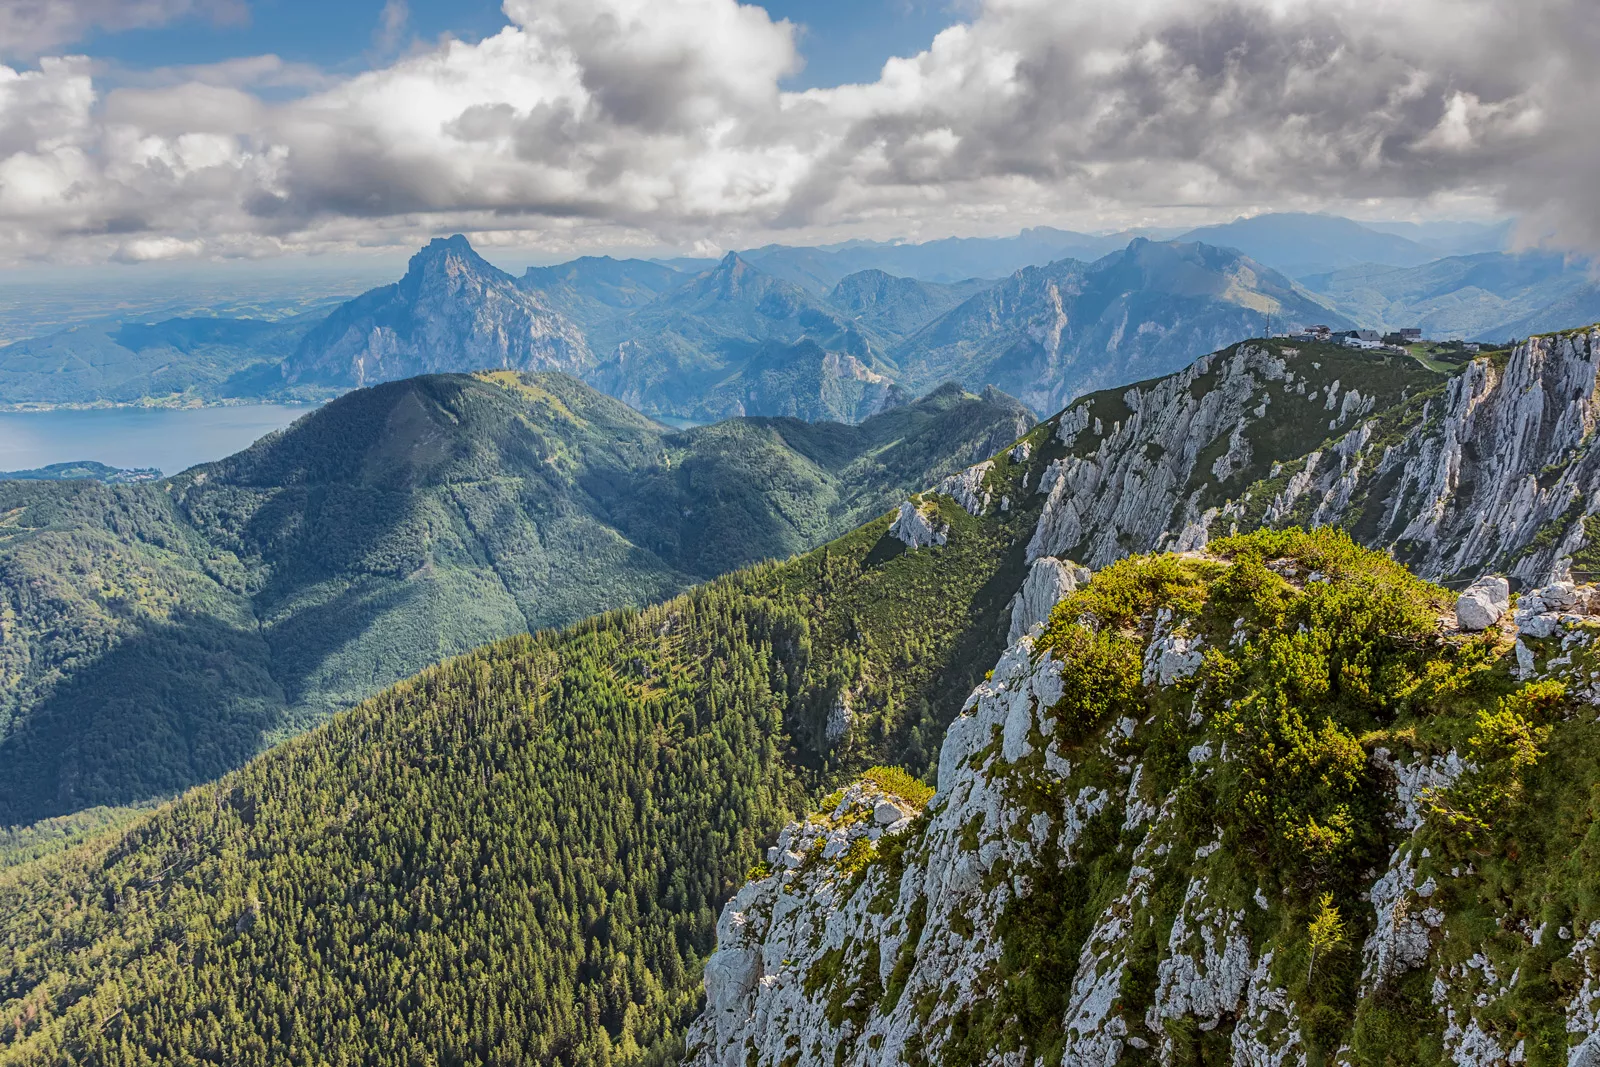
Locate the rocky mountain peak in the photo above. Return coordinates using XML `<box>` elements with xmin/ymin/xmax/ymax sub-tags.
<box><xmin>284</xmin><ymin>235</ymin><xmax>592</xmax><ymax>387</ymax></box>
<box><xmin>399</xmin><ymin>234</ymin><xmax>506</xmax><ymax>290</ymax></box>
<box><xmin>391</xmin><ymin>235</ymin><xmax>519</xmax><ymax>310</ymax></box>
<box><xmin>695</xmin><ymin>252</ymin><xmax>768</xmax><ymax>300</ymax></box>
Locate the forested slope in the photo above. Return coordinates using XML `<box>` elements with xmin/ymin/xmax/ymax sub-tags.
<box><xmin>0</xmin><ymin>589</ymin><xmax>799</xmax><ymax>1066</ymax></box>
<box><xmin>0</xmin><ymin>435</ymin><xmax>1057</xmax><ymax>1064</ymax></box>
<box><xmin>0</xmin><ymin>372</ymin><xmax>1030</xmax><ymax>825</ymax></box>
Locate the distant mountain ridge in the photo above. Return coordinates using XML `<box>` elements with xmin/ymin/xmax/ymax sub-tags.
<box><xmin>583</xmin><ymin>251</ymin><xmax>907</xmax><ymax>423</ymax></box>
<box><xmin>0</xmin><ymin>461</ymin><xmax>159</xmax><ymax>483</ymax></box>
<box><xmin>1174</xmin><ymin>212</ymin><xmax>1443</xmax><ymax>278</ymax></box>
<box><xmin>1302</xmin><ymin>249</ymin><xmax>1600</xmax><ymax>340</ymax></box>
<box><xmin>9</xmin><ymin>214</ymin><xmax>1597</xmax><ymax>419</ymax></box>
<box><xmin>279</xmin><ymin>236</ymin><xmax>1356</xmax><ymax>424</ymax></box>
<box><xmin>0</xmin><ymin>311</ymin><xmax>330</xmax><ymax>407</ymax></box>
<box><xmin>888</xmin><ymin>237</ymin><xmax>1350</xmax><ymax>413</ymax></box>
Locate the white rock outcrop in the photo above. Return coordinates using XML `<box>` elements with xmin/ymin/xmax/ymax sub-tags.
<box><xmin>1023</xmin><ymin>329</ymin><xmax>1600</xmax><ymax>587</ymax></box>
<box><xmin>687</xmin><ymin>594</ymin><xmax>1310</xmax><ymax>1067</ymax></box>
<box><xmin>1027</xmin><ymin>343</ymin><xmax>1295</xmax><ymax>567</ymax></box>
<box><xmin>686</xmin><ymin>555</ymin><xmax>1600</xmax><ymax>1067</ymax></box>
<box><xmin>1251</xmin><ymin>329</ymin><xmax>1600</xmax><ymax>585</ymax></box>
<box><xmin>937</xmin><ymin>461</ymin><xmax>995</xmax><ymax>516</ymax></box>
<box><xmin>888</xmin><ymin>501</ymin><xmax>947</xmax><ymax>549</ymax></box>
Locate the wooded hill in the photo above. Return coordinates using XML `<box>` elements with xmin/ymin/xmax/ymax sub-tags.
<box><xmin>0</xmin><ymin>371</ymin><xmax>1030</xmax><ymax>825</ymax></box>
<box><xmin>0</xmin><ymin>436</ymin><xmax>1055</xmax><ymax>1065</ymax></box>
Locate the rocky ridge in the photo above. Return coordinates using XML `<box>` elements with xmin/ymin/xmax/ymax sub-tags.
<box><xmin>687</xmin><ymin>531</ymin><xmax>1600</xmax><ymax>1067</ymax></box>
<box><xmin>1020</xmin><ymin>339</ymin><xmax>1431</xmax><ymax>571</ymax></box>
<box><xmin>951</xmin><ymin>327</ymin><xmax>1600</xmax><ymax>588</ymax></box>
<box><xmin>685</xmin><ymin>326</ymin><xmax>1600</xmax><ymax>1067</ymax></box>
<box><xmin>1216</xmin><ymin>327</ymin><xmax>1600</xmax><ymax>586</ymax></box>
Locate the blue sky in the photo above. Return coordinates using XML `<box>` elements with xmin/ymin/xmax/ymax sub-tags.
<box><xmin>85</xmin><ymin>0</ymin><xmax>960</xmax><ymax>91</ymax></box>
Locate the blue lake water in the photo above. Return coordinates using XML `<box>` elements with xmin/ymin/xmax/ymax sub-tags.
<box><xmin>0</xmin><ymin>404</ymin><xmax>313</xmax><ymax>478</ymax></box>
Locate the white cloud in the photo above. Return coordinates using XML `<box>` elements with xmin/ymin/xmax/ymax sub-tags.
<box><xmin>111</xmin><ymin>235</ymin><xmax>205</xmax><ymax>262</ymax></box>
<box><xmin>0</xmin><ymin>0</ymin><xmax>1597</xmax><ymax>265</ymax></box>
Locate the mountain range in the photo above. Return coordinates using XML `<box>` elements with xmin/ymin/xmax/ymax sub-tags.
<box><xmin>299</xmin><ymin>235</ymin><xmax>1349</xmax><ymax>424</ymax></box>
<box><xmin>2</xmin><ymin>214</ymin><xmax>1592</xmax><ymax>422</ymax></box>
<box><xmin>7</xmin><ymin>324</ymin><xmax>1600</xmax><ymax>1064</ymax></box>
<box><xmin>0</xmin><ymin>372</ymin><xmax>1029</xmax><ymax>825</ymax></box>
<box><xmin>884</xmin><ymin>237</ymin><xmax>1348</xmax><ymax>414</ymax></box>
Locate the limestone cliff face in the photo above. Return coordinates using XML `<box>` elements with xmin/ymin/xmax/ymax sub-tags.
<box><xmin>1225</xmin><ymin>327</ymin><xmax>1600</xmax><ymax>585</ymax></box>
<box><xmin>286</xmin><ymin>236</ymin><xmax>591</xmax><ymax>387</ymax></box>
<box><xmin>686</xmin><ymin>328</ymin><xmax>1600</xmax><ymax>1067</ymax></box>
<box><xmin>1019</xmin><ymin>329</ymin><xmax>1600</xmax><ymax>586</ymax></box>
<box><xmin>1024</xmin><ymin>340</ymin><xmax>1419</xmax><ymax>569</ymax></box>
<box><xmin>686</xmin><ymin>541</ymin><xmax>1600</xmax><ymax>1067</ymax></box>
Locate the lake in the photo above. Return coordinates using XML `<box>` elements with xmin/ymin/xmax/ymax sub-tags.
<box><xmin>0</xmin><ymin>405</ymin><xmax>314</xmax><ymax>477</ymax></box>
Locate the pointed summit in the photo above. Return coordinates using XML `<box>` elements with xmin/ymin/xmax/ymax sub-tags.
<box><xmin>398</xmin><ymin>235</ymin><xmax>510</xmax><ymax>297</ymax></box>
<box><xmin>695</xmin><ymin>251</ymin><xmax>761</xmax><ymax>300</ymax></box>
<box><xmin>285</xmin><ymin>237</ymin><xmax>592</xmax><ymax>387</ymax></box>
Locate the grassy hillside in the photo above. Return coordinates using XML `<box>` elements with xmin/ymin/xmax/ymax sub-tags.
<box><xmin>0</xmin><ymin>372</ymin><xmax>1030</xmax><ymax>825</ymax></box>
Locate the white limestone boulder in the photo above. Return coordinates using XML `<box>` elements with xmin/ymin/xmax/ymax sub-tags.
<box><xmin>1455</xmin><ymin>576</ymin><xmax>1509</xmax><ymax>631</ymax></box>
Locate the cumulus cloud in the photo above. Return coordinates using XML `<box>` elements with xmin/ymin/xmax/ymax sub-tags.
<box><xmin>1</xmin><ymin>0</ymin><xmax>1598</xmax><ymax>264</ymax></box>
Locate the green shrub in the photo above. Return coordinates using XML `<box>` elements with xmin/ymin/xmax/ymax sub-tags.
<box><xmin>862</xmin><ymin>766</ymin><xmax>935</xmax><ymax>808</ymax></box>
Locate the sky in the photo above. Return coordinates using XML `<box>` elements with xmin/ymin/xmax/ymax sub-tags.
<box><xmin>0</xmin><ymin>0</ymin><xmax>1595</xmax><ymax>268</ymax></box>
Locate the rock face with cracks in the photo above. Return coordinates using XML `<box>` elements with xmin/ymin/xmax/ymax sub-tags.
<box><xmin>1008</xmin><ymin>556</ymin><xmax>1091</xmax><ymax>643</ymax></box>
<box><xmin>1021</xmin><ymin>329</ymin><xmax>1600</xmax><ymax>588</ymax></box>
